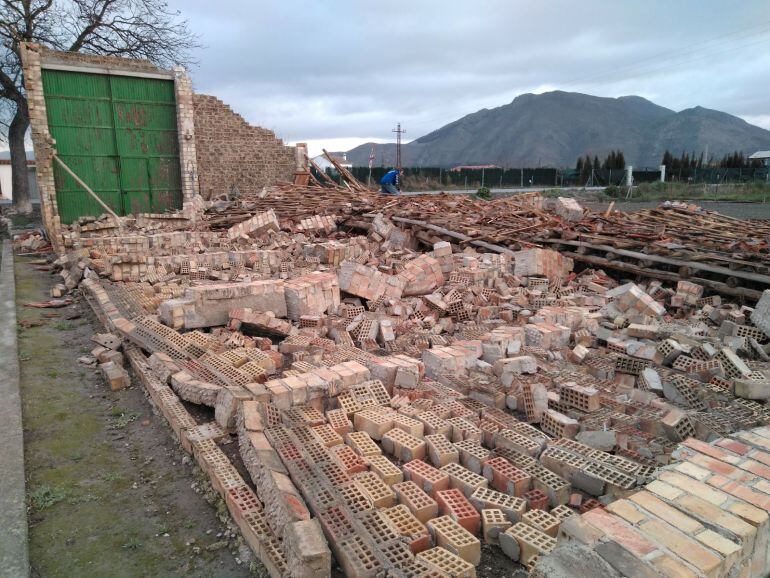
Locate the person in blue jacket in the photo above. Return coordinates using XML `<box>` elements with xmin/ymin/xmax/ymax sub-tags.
<box><xmin>380</xmin><ymin>168</ymin><xmax>401</xmax><ymax>195</ymax></box>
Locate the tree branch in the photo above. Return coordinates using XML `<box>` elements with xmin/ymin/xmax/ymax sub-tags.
<box><xmin>67</xmin><ymin>0</ymin><xmax>116</xmax><ymax>52</ymax></box>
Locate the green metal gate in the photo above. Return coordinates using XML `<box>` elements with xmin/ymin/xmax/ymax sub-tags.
<box><xmin>41</xmin><ymin>69</ymin><xmax>182</xmax><ymax>223</ymax></box>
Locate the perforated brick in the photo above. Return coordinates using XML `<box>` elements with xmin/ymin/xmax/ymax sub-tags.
<box><xmin>441</xmin><ymin>462</ymin><xmax>489</xmax><ymax>497</ymax></box>
<box><xmin>337</xmin><ymin>534</ymin><xmax>383</xmax><ymax>578</ymax></box>
<box><xmin>326</xmin><ymin>407</ymin><xmax>353</xmax><ymax>436</ymax></box>
<box><xmin>312</xmin><ymin>423</ymin><xmax>344</xmax><ymax>447</ymax></box>
<box><xmin>522</xmin><ymin>488</ymin><xmax>548</xmax><ymax>511</ymax></box>
<box><xmin>549</xmin><ymin>504</ymin><xmax>576</xmax><ymax>522</ymax></box>
<box><xmin>482</xmin><ymin>456</ymin><xmax>531</xmax><ymax>496</ymax></box>
<box><xmin>345</xmin><ymin>430</ymin><xmax>382</xmax><ymax>458</ymax></box>
<box><xmin>558</xmin><ymin>382</ymin><xmax>600</xmax><ymax>412</ymax></box>
<box><xmin>337</xmin><ymin>481</ymin><xmax>375</xmax><ymax>515</ymax></box>
<box><xmin>522</xmin><ymin>508</ymin><xmax>560</xmax><ymax>537</ymax></box>
<box><xmin>453</xmin><ymin>439</ymin><xmax>490</xmax><ymax>475</ymax></box>
<box><xmin>358</xmin><ymin>508</ymin><xmax>401</xmax><ymax>544</ymax></box>
<box><xmin>382</xmin><ymin>427</ymin><xmax>427</xmax><ymax>462</ymax></box>
<box><xmin>394</xmin><ymin>481</ymin><xmax>439</xmax><ymax>524</ymax></box>
<box><xmin>469</xmin><ymin>486</ymin><xmax>527</xmax><ymax>523</ymax></box>
<box><xmin>427</xmin><ymin>515</ymin><xmax>481</xmax><ymax>565</ymax></box>
<box><xmin>404</xmin><ymin>459</ymin><xmax>451</xmax><ymax>497</ymax></box>
<box><xmin>481</xmin><ymin>508</ymin><xmax>511</xmax><ymax>545</ymax></box>
<box><xmin>330</xmin><ymin>443</ymin><xmax>369</xmax><ymax>475</ymax></box>
<box><xmin>379</xmin><ymin>539</ymin><xmax>415</xmax><ymax>570</ymax></box>
<box><xmin>354</xmin><ymin>471</ymin><xmax>397</xmax><ymax>508</ymax></box>
<box><xmin>354</xmin><ymin>407</ymin><xmax>395</xmax><ymax>440</ymax></box>
<box><xmin>425</xmin><ymin>434</ymin><xmax>460</xmax><ymax>468</ymax></box>
<box><xmin>417</xmin><ymin>546</ymin><xmax>476</xmax><ymax>578</ymax></box>
<box><xmin>493</xmin><ymin>429</ymin><xmax>543</xmax><ymax>457</ymax></box>
<box><xmin>446</xmin><ymin>417</ymin><xmax>482</xmax><ymax>443</ymax></box>
<box><xmin>394</xmin><ymin>413</ymin><xmax>425</xmax><ymax>438</ymax></box>
<box><xmin>502</xmin><ymin>522</ymin><xmax>556</xmax><ymax>565</ymax></box>
<box><xmin>383</xmin><ymin>505</ymin><xmax>431</xmax><ymax>554</ymax></box>
<box><xmin>318</xmin><ymin>505</ymin><xmax>355</xmax><ymax>543</ymax></box>
<box><xmin>436</xmin><ymin>488</ymin><xmax>481</xmax><ymax>536</ymax></box>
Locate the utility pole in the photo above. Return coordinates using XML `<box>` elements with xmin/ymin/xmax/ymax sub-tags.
<box><xmin>367</xmin><ymin>144</ymin><xmax>375</xmax><ymax>188</ymax></box>
<box><xmin>392</xmin><ymin>123</ymin><xmax>406</xmax><ymax>170</ymax></box>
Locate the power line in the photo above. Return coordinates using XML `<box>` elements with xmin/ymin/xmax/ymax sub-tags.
<box><xmin>561</xmin><ymin>20</ymin><xmax>770</xmax><ymax>87</ymax></box>
<box><xmin>392</xmin><ymin>122</ymin><xmax>405</xmax><ymax>169</ymax></box>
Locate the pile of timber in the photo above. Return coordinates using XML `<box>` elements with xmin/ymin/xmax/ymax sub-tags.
<box><xmin>205</xmin><ymin>151</ymin><xmax>378</xmax><ymax>229</ymax></box>
<box><xmin>348</xmin><ymin>195</ymin><xmax>770</xmax><ymax>301</ymax></box>
<box><xmin>205</xmin><ymin>180</ymin><xmax>770</xmax><ymax>299</ymax></box>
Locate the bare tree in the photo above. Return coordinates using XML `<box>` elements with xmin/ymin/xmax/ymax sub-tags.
<box><xmin>0</xmin><ymin>0</ymin><xmax>198</xmax><ymax>213</ymax></box>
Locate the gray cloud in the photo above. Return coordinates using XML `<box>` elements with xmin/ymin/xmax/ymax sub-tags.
<box><xmin>169</xmin><ymin>0</ymin><xmax>770</xmax><ymax>153</ymax></box>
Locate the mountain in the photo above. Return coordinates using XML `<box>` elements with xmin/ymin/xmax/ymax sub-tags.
<box><xmin>345</xmin><ymin>91</ymin><xmax>770</xmax><ymax>168</ymax></box>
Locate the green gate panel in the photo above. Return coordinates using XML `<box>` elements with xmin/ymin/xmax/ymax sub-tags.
<box><xmin>42</xmin><ymin>69</ymin><xmax>182</xmax><ymax>223</ymax></box>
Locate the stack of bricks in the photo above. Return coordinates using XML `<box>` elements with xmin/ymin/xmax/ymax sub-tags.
<box><xmin>675</xmin><ymin>279</ymin><xmax>705</xmax><ymax>306</ymax></box>
<box><xmin>513</xmin><ymin>248</ymin><xmax>573</xmax><ymax>280</ymax></box>
<box><xmin>296</xmin><ymin>214</ymin><xmax>338</xmax><ymax>235</ymax></box>
<box><xmin>229</xmin><ymin>307</ymin><xmax>294</xmax><ymax>337</ymax></box>
<box><xmin>159</xmin><ymin>279</ymin><xmax>287</xmax><ymax>330</ymax></box>
<box><xmin>397</xmin><ymin>254</ymin><xmax>445</xmax><ymax>296</ymax></box>
<box><xmin>284</xmin><ymin>272</ymin><xmax>340</xmax><ymax>321</ymax></box>
<box><xmin>260</xmin><ymin>360</ymin><xmax>371</xmax><ymax>410</ymax></box>
<box><xmin>422</xmin><ymin>346</ymin><xmax>470</xmax><ymax>379</ymax></box>
<box><xmin>122</xmin><ymin>349</ymin><xmax>297</xmax><ymax>577</ymax></box>
<box><xmin>604</xmin><ymin>282</ymin><xmax>666</xmax><ymax>319</ymax></box>
<box><xmin>226</xmin><ymin>209</ymin><xmax>280</xmax><ymax>240</ymax></box>
<box><xmin>337</xmin><ymin>260</ymin><xmax>406</xmax><ymax>301</ymax></box>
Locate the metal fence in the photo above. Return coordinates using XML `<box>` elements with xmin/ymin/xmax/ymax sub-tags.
<box><xmin>344</xmin><ymin>166</ymin><xmax>770</xmax><ymax>189</ymax></box>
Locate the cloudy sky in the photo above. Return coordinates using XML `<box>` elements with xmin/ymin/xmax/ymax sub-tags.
<box><xmin>168</xmin><ymin>0</ymin><xmax>770</xmax><ymax>156</ymax></box>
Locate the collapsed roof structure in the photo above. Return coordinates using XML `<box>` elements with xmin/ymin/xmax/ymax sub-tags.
<box><xmin>19</xmin><ymin>45</ymin><xmax>770</xmax><ymax>578</ymax></box>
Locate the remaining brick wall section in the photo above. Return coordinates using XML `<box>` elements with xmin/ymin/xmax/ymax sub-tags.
<box><xmin>21</xmin><ymin>43</ymin><xmax>199</xmax><ymax>250</ymax></box>
<box><xmin>193</xmin><ymin>94</ymin><xmax>295</xmax><ymax>199</ymax></box>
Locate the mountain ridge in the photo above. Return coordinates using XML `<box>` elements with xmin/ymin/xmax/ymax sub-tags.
<box><xmin>344</xmin><ymin>91</ymin><xmax>770</xmax><ymax>168</ymax></box>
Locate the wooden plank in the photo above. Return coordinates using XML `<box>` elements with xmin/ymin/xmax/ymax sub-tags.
<box><xmin>558</xmin><ymin>250</ymin><xmax>761</xmax><ymax>300</ymax></box>
<box><xmin>540</xmin><ymin>238</ymin><xmax>770</xmax><ymax>285</ymax></box>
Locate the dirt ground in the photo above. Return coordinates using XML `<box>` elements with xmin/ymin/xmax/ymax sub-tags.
<box><xmin>15</xmin><ymin>255</ymin><xmax>254</xmax><ymax>578</ymax></box>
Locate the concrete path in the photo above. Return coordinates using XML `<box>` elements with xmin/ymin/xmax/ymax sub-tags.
<box><xmin>0</xmin><ymin>240</ymin><xmax>29</xmax><ymax>577</ymax></box>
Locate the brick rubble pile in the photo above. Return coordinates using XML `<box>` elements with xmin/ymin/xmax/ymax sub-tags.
<box><xmin>45</xmin><ymin>200</ymin><xmax>770</xmax><ymax>578</ymax></box>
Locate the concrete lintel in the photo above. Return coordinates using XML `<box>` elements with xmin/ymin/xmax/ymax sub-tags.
<box><xmin>40</xmin><ymin>62</ymin><xmax>175</xmax><ymax>80</ymax></box>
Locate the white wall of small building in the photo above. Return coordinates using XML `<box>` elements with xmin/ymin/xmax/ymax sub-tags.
<box><xmin>0</xmin><ymin>164</ymin><xmax>11</xmax><ymax>200</ymax></box>
<box><xmin>311</xmin><ymin>154</ymin><xmax>352</xmax><ymax>173</ymax></box>
<box><xmin>0</xmin><ymin>164</ymin><xmax>39</xmax><ymax>202</ymax></box>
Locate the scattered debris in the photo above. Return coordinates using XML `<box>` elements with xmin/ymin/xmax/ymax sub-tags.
<box><xmin>32</xmin><ymin>189</ymin><xmax>770</xmax><ymax>578</ymax></box>
<box><xmin>24</xmin><ymin>298</ymin><xmax>73</xmax><ymax>308</ymax></box>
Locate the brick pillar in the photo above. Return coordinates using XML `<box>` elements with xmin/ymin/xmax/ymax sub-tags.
<box><xmin>19</xmin><ymin>42</ymin><xmax>63</xmax><ymax>253</ymax></box>
<box><xmin>173</xmin><ymin>67</ymin><xmax>201</xmax><ymax>215</ymax></box>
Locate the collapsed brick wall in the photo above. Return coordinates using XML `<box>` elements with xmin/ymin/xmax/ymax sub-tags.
<box><xmin>193</xmin><ymin>95</ymin><xmax>295</xmax><ymax>199</ymax></box>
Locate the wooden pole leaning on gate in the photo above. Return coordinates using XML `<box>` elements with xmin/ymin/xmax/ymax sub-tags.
<box><xmin>52</xmin><ymin>154</ymin><xmax>120</xmax><ymax>220</ymax></box>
